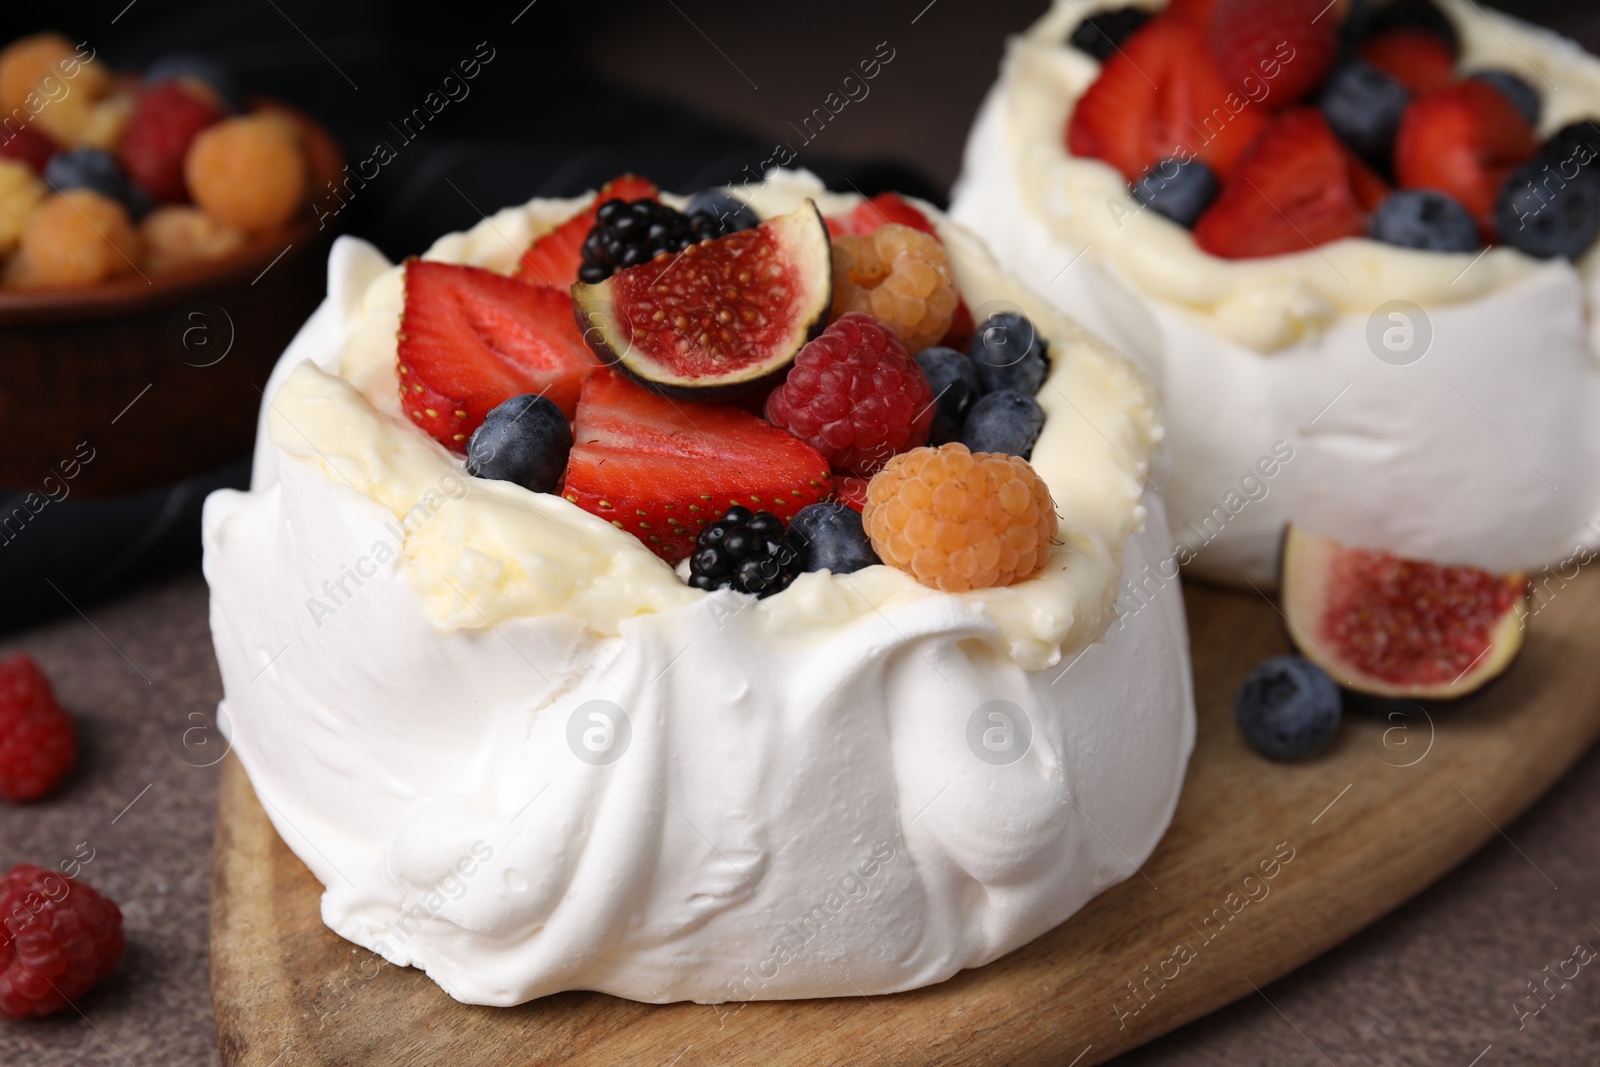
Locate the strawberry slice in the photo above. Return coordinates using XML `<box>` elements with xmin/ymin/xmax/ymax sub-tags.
<box><xmin>1394</xmin><ymin>80</ymin><xmax>1539</xmax><ymax>236</ymax></box>
<box><xmin>832</xmin><ymin>193</ymin><xmax>938</xmax><ymax>237</ymax></box>
<box><xmin>1067</xmin><ymin>17</ymin><xmax>1267</xmax><ymax>182</ymax></box>
<box><xmin>397</xmin><ymin>260</ymin><xmax>601</xmax><ymax>450</ymax></box>
<box><xmin>1208</xmin><ymin>0</ymin><xmax>1339</xmax><ymax>105</ymax></box>
<box><xmin>562</xmin><ymin>372</ymin><xmax>832</xmax><ymax>562</ymax></box>
<box><xmin>1359</xmin><ymin>29</ymin><xmax>1456</xmax><ymax>94</ymax></box>
<box><xmin>834</xmin><ymin>475</ymin><xmax>869</xmax><ymax>512</ymax></box>
<box><xmin>1166</xmin><ymin>0</ymin><xmax>1220</xmax><ymax>24</ymax></box>
<box><xmin>1194</xmin><ymin>108</ymin><xmax>1373</xmax><ymax>259</ymax></box>
<box><xmin>513</xmin><ymin>174</ymin><xmax>658</xmax><ymax>289</ymax></box>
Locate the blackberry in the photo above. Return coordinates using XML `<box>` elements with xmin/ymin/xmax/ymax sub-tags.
<box><xmin>578</xmin><ymin>198</ymin><xmax>719</xmax><ymax>283</ymax></box>
<box><xmin>1068</xmin><ymin>7</ymin><xmax>1151</xmax><ymax>62</ymax></box>
<box><xmin>688</xmin><ymin>507</ymin><xmax>797</xmax><ymax>597</ymax></box>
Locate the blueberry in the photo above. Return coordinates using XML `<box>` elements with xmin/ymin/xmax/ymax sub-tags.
<box><xmin>916</xmin><ymin>346</ymin><xmax>983</xmax><ymax>423</ymax></box>
<box><xmin>1131</xmin><ymin>158</ymin><xmax>1219</xmax><ymax>228</ymax></box>
<box><xmin>146</xmin><ymin>52</ymin><xmax>243</xmax><ymax>112</ymax></box>
<box><xmin>43</xmin><ymin>148</ymin><xmax>142</xmax><ymax>214</ymax></box>
<box><xmin>464</xmin><ymin>394</ymin><xmax>572</xmax><ymax>493</ymax></box>
<box><xmin>967</xmin><ymin>312</ymin><xmax>1049</xmax><ymax>396</ymax></box>
<box><xmin>787</xmin><ymin>502</ymin><xmax>880</xmax><ymax>575</ymax></box>
<box><xmin>1368</xmin><ymin>190</ymin><xmax>1480</xmax><ymax>253</ymax></box>
<box><xmin>1495</xmin><ymin>158</ymin><xmax>1600</xmax><ymax>259</ymax></box>
<box><xmin>960</xmin><ymin>390</ymin><xmax>1046</xmax><ymax>460</ymax></box>
<box><xmin>1541</xmin><ymin>120</ymin><xmax>1600</xmax><ymax>177</ymax></box>
<box><xmin>1068</xmin><ymin>6</ymin><xmax>1152</xmax><ymax>62</ymax></box>
<box><xmin>1471</xmin><ymin>69</ymin><xmax>1540</xmax><ymax>127</ymax></box>
<box><xmin>685</xmin><ymin>189</ymin><xmax>760</xmax><ymax>237</ymax></box>
<box><xmin>1318</xmin><ymin>62</ymin><xmax>1410</xmax><ymax>164</ymax></box>
<box><xmin>1235</xmin><ymin>656</ymin><xmax>1342</xmax><ymax>761</ymax></box>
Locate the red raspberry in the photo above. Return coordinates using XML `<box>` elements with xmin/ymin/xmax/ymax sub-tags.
<box><xmin>0</xmin><ymin>864</ymin><xmax>124</xmax><ymax>1018</ymax></box>
<box><xmin>0</xmin><ymin>654</ymin><xmax>77</xmax><ymax>803</ymax></box>
<box><xmin>0</xmin><ymin>127</ymin><xmax>56</xmax><ymax>174</ymax></box>
<box><xmin>118</xmin><ymin>82</ymin><xmax>223</xmax><ymax>203</ymax></box>
<box><xmin>765</xmin><ymin>312</ymin><xmax>935</xmax><ymax>477</ymax></box>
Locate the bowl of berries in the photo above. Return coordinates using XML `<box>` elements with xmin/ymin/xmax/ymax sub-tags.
<box><xmin>0</xmin><ymin>33</ymin><xmax>343</xmax><ymax>501</ymax></box>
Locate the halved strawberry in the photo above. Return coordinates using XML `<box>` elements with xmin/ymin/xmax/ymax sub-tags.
<box><xmin>1208</xmin><ymin>0</ymin><xmax>1339</xmax><ymax>105</ymax></box>
<box><xmin>1359</xmin><ymin>29</ymin><xmax>1456</xmax><ymax>94</ymax></box>
<box><xmin>1166</xmin><ymin>0</ymin><xmax>1220</xmax><ymax>24</ymax></box>
<box><xmin>513</xmin><ymin>175</ymin><xmax>658</xmax><ymax>289</ymax></box>
<box><xmin>397</xmin><ymin>260</ymin><xmax>601</xmax><ymax>449</ymax></box>
<box><xmin>833</xmin><ymin>193</ymin><xmax>938</xmax><ymax>237</ymax></box>
<box><xmin>1067</xmin><ymin>17</ymin><xmax>1267</xmax><ymax>182</ymax></box>
<box><xmin>562</xmin><ymin>372</ymin><xmax>832</xmax><ymax>562</ymax></box>
<box><xmin>1394</xmin><ymin>80</ymin><xmax>1539</xmax><ymax>235</ymax></box>
<box><xmin>1194</xmin><ymin>108</ymin><xmax>1373</xmax><ymax>259</ymax></box>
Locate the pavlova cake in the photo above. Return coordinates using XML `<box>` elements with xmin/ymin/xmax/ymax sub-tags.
<box><xmin>201</xmin><ymin>169</ymin><xmax>1195</xmax><ymax>1005</ymax></box>
<box><xmin>953</xmin><ymin>0</ymin><xmax>1600</xmax><ymax>593</ymax></box>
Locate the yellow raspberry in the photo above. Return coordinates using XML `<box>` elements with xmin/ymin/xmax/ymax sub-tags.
<box><xmin>0</xmin><ymin>159</ymin><xmax>46</xmax><ymax>256</ymax></box>
<box><xmin>832</xmin><ymin>224</ymin><xmax>957</xmax><ymax>352</ymax></box>
<box><xmin>141</xmin><ymin>205</ymin><xmax>244</xmax><ymax>273</ymax></box>
<box><xmin>0</xmin><ymin>33</ymin><xmax>108</xmax><ymax>113</ymax></box>
<box><xmin>77</xmin><ymin>92</ymin><xmax>137</xmax><ymax>151</ymax></box>
<box><xmin>185</xmin><ymin>115</ymin><xmax>307</xmax><ymax>232</ymax></box>
<box><xmin>10</xmin><ymin>190</ymin><xmax>141</xmax><ymax>289</ymax></box>
<box><xmin>863</xmin><ymin>443</ymin><xmax>1058</xmax><ymax>592</ymax></box>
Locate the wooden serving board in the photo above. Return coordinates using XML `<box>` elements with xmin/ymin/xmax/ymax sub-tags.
<box><xmin>210</xmin><ymin>570</ymin><xmax>1600</xmax><ymax>1066</ymax></box>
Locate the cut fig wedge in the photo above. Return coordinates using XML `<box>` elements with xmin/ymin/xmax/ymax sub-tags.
<box><xmin>1279</xmin><ymin>525</ymin><xmax>1530</xmax><ymax>702</ymax></box>
<box><xmin>571</xmin><ymin>200</ymin><xmax>833</xmax><ymax>399</ymax></box>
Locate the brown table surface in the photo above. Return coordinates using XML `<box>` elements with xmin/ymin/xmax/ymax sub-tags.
<box><xmin>0</xmin><ymin>571</ymin><xmax>1595</xmax><ymax>1065</ymax></box>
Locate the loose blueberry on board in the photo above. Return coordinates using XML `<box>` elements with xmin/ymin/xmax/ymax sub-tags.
<box><xmin>967</xmin><ymin>312</ymin><xmax>1049</xmax><ymax>396</ymax></box>
<box><xmin>1369</xmin><ymin>190</ymin><xmax>1480</xmax><ymax>253</ymax></box>
<box><xmin>1471</xmin><ymin>69</ymin><xmax>1541</xmax><ymax>127</ymax></box>
<box><xmin>1318</xmin><ymin>61</ymin><xmax>1411</xmax><ymax>164</ymax></box>
<box><xmin>1495</xmin><ymin>159</ymin><xmax>1600</xmax><ymax>259</ymax></box>
<box><xmin>688</xmin><ymin>506</ymin><xmax>798</xmax><ymax>597</ymax></box>
<box><xmin>1235</xmin><ymin>656</ymin><xmax>1343</xmax><ymax>761</ymax></box>
<box><xmin>43</xmin><ymin>148</ymin><xmax>138</xmax><ymax>211</ymax></box>
<box><xmin>685</xmin><ymin>188</ymin><xmax>760</xmax><ymax>237</ymax></box>
<box><xmin>1068</xmin><ymin>6</ymin><xmax>1152</xmax><ymax>62</ymax></box>
<box><xmin>1131</xmin><ymin>157</ymin><xmax>1219</xmax><ymax>228</ymax></box>
<box><xmin>464</xmin><ymin>394</ymin><xmax>573</xmax><ymax>493</ymax></box>
<box><xmin>960</xmin><ymin>390</ymin><xmax>1046</xmax><ymax>460</ymax></box>
<box><xmin>146</xmin><ymin>51</ymin><xmax>244</xmax><ymax>112</ymax></box>
<box><xmin>787</xmin><ymin>502</ymin><xmax>881</xmax><ymax>575</ymax></box>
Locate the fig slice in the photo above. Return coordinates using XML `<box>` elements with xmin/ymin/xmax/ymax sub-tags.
<box><xmin>1279</xmin><ymin>525</ymin><xmax>1530</xmax><ymax>701</ymax></box>
<box><xmin>571</xmin><ymin>200</ymin><xmax>833</xmax><ymax>399</ymax></box>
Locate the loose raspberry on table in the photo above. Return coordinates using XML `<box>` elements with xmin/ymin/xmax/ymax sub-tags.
<box><xmin>0</xmin><ymin>654</ymin><xmax>77</xmax><ymax>802</ymax></box>
<box><xmin>831</xmin><ymin>224</ymin><xmax>958</xmax><ymax>353</ymax></box>
<box><xmin>765</xmin><ymin>312</ymin><xmax>935</xmax><ymax>477</ymax></box>
<box><xmin>863</xmin><ymin>443</ymin><xmax>1058</xmax><ymax>592</ymax></box>
<box><xmin>0</xmin><ymin>864</ymin><xmax>123</xmax><ymax>1019</ymax></box>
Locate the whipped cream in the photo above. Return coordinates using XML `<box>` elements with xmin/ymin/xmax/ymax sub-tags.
<box><xmin>203</xmin><ymin>170</ymin><xmax>1196</xmax><ymax>1005</ymax></box>
<box><xmin>953</xmin><ymin>0</ymin><xmax>1600</xmax><ymax>585</ymax></box>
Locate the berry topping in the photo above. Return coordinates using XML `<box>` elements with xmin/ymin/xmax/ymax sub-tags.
<box><xmin>1066</xmin><ymin>17</ymin><xmax>1267</xmax><ymax>182</ymax></box>
<box><xmin>574</xmin><ymin>201</ymin><xmax>833</xmax><ymax>398</ymax></box>
<box><xmin>515</xmin><ymin>175</ymin><xmax>658</xmax><ymax>289</ymax></box>
<box><xmin>831</xmin><ymin>193</ymin><xmax>939</xmax><ymax>238</ymax></box>
<box><xmin>1394</xmin><ymin>80</ymin><xmax>1539</xmax><ymax>236</ymax></box>
<box><xmin>146</xmin><ymin>51</ymin><xmax>243</xmax><ymax>113</ymax></box>
<box><xmin>0</xmin><ymin>655</ymin><xmax>76</xmax><ymax>803</ymax></box>
<box><xmin>563</xmin><ymin>372</ymin><xmax>831</xmax><ymax>562</ymax></box>
<box><xmin>967</xmin><ymin>311</ymin><xmax>1049</xmax><ymax>396</ymax></box>
<box><xmin>1541</xmin><ymin>121</ymin><xmax>1600</xmax><ymax>175</ymax></box>
<box><xmin>118</xmin><ymin>81</ymin><xmax>223</xmax><ymax>204</ymax></box>
<box><xmin>787</xmin><ymin>501</ymin><xmax>881</xmax><ymax>576</ymax></box>
<box><xmin>834</xmin><ymin>475</ymin><xmax>870</xmax><ymax>512</ymax></box>
<box><xmin>831</xmin><ymin>224</ymin><xmax>958</xmax><ymax>352</ymax></box>
<box><xmin>0</xmin><ymin>161</ymin><xmax>45</xmax><ymax>257</ymax></box>
<box><xmin>915</xmin><ymin>345</ymin><xmax>984</xmax><ymax>443</ymax></box>
<box><xmin>1359</xmin><ymin>29</ymin><xmax>1456</xmax><ymax>94</ymax></box>
<box><xmin>140</xmin><ymin>204</ymin><xmax>244</xmax><ymax>273</ymax></box>
<box><xmin>1234</xmin><ymin>656</ymin><xmax>1342</xmax><ymax>761</ymax></box>
<box><xmin>1366</xmin><ymin>0</ymin><xmax>1459</xmax><ymax>53</ymax></box>
<box><xmin>688</xmin><ymin>506</ymin><xmax>797</xmax><ymax>596</ymax></box>
<box><xmin>9</xmin><ymin>190</ymin><xmax>141</xmax><ymax>289</ymax></box>
<box><xmin>685</xmin><ymin>188</ymin><xmax>761</xmax><ymax>237</ymax></box>
<box><xmin>579</xmin><ymin>198</ymin><xmax>720</xmax><ymax>284</ymax></box>
<box><xmin>960</xmin><ymin>390</ymin><xmax>1047</xmax><ymax>460</ymax></box>
<box><xmin>0</xmin><ymin>864</ymin><xmax>123</xmax><ymax>1019</ymax></box>
<box><xmin>765</xmin><ymin>312</ymin><xmax>936</xmax><ymax>477</ymax></box>
<box><xmin>1131</xmin><ymin>157</ymin><xmax>1220</xmax><ymax>228</ymax></box>
<box><xmin>1494</xmin><ymin>159</ymin><xmax>1600</xmax><ymax>260</ymax></box>
<box><xmin>1471</xmin><ymin>69</ymin><xmax>1541</xmax><ymax>127</ymax></box>
<box><xmin>465</xmin><ymin>393</ymin><xmax>573</xmax><ymax>493</ymax></box>
<box><xmin>1318</xmin><ymin>61</ymin><xmax>1410</xmax><ymax>164</ymax></box>
<box><xmin>184</xmin><ymin>115</ymin><xmax>307</xmax><ymax>232</ymax></box>
<box><xmin>397</xmin><ymin>260</ymin><xmax>600</xmax><ymax>448</ymax></box>
<box><xmin>1194</xmin><ymin>108</ymin><xmax>1380</xmax><ymax>259</ymax></box>
<box><xmin>0</xmin><ymin>127</ymin><xmax>56</xmax><ymax>174</ymax></box>
<box><xmin>43</xmin><ymin>148</ymin><xmax>137</xmax><ymax>211</ymax></box>
<box><xmin>1165</xmin><ymin>0</ymin><xmax>1221</xmax><ymax>23</ymax></box>
<box><xmin>1068</xmin><ymin>6</ymin><xmax>1153</xmax><ymax>62</ymax></box>
<box><xmin>1369</xmin><ymin>189</ymin><xmax>1480</xmax><ymax>253</ymax></box>
<box><xmin>864</xmin><ymin>443</ymin><xmax>1058</xmax><ymax>593</ymax></box>
<box><xmin>1207</xmin><ymin>0</ymin><xmax>1340</xmax><ymax>105</ymax></box>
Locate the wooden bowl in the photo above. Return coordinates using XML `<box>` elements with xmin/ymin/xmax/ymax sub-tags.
<box><xmin>0</xmin><ymin>102</ymin><xmax>344</xmax><ymax>499</ymax></box>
